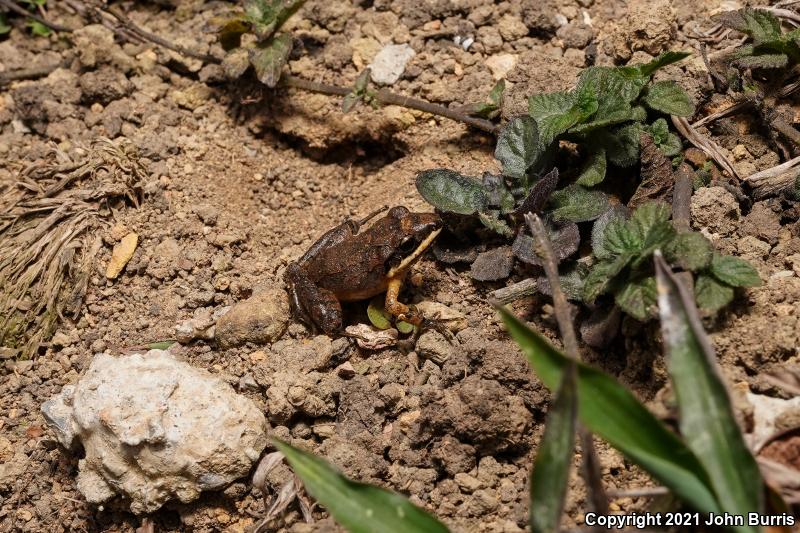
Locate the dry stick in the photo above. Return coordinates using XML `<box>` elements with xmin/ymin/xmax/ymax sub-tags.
<box><xmin>0</xmin><ymin>0</ymin><xmax>73</xmax><ymax>32</ymax></box>
<box><xmin>489</xmin><ymin>277</ymin><xmax>538</xmax><ymax>305</ymax></box>
<box><xmin>671</xmin><ymin>116</ymin><xmax>740</xmax><ymax>180</ymax></box>
<box><xmin>692</xmin><ymin>77</ymin><xmax>800</xmax><ymax>129</ymax></box>
<box><xmin>672</xmin><ymin>163</ymin><xmax>695</xmax><ymax>293</ymax></box>
<box><xmin>743</xmin><ymin>154</ymin><xmax>800</xmax><ymax>198</ymax></box>
<box><xmin>525</xmin><ymin>213</ymin><xmax>609</xmax><ymax>518</ymax></box>
<box><xmin>283</xmin><ymin>75</ymin><xmax>499</xmax><ymax>134</ymax></box>
<box><xmin>0</xmin><ymin>58</ymin><xmax>70</xmax><ymax>86</ymax></box>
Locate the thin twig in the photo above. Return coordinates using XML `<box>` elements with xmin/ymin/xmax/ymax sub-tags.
<box><xmin>0</xmin><ymin>0</ymin><xmax>73</xmax><ymax>32</ymax></box>
<box><xmin>0</xmin><ymin>59</ymin><xmax>70</xmax><ymax>86</ymax></box>
<box><xmin>763</xmin><ymin>6</ymin><xmax>800</xmax><ymax>25</ymax></box>
<box><xmin>743</xmin><ymin>154</ymin><xmax>800</xmax><ymax>182</ymax></box>
<box><xmin>672</xmin><ymin>116</ymin><xmax>740</xmax><ymax>180</ymax></box>
<box><xmin>489</xmin><ymin>278</ymin><xmax>538</xmax><ymax>304</ymax></box>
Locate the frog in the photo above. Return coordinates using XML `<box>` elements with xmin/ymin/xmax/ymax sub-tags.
<box><xmin>284</xmin><ymin>206</ymin><xmax>442</xmax><ymax>336</ymax></box>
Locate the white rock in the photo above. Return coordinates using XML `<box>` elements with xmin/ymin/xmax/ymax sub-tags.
<box><xmin>41</xmin><ymin>350</ymin><xmax>268</xmax><ymax>514</ymax></box>
<box><xmin>369</xmin><ymin>44</ymin><xmax>415</xmax><ymax>85</ymax></box>
<box><xmin>485</xmin><ymin>53</ymin><xmax>517</xmax><ymax>81</ymax></box>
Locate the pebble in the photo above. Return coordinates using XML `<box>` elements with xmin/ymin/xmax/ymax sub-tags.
<box><xmin>485</xmin><ymin>53</ymin><xmax>517</xmax><ymax>80</ymax></box>
<box><xmin>369</xmin><ymin>44</ymin><xmax>416</xmax><ymax>85</ymax></box>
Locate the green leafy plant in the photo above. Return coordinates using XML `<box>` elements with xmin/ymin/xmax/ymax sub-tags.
<box><xmin>210</xmin><ymin>0</ymin><xmax>306</xmax><ymax>87</ymax></box>
<box><xmin>0</xmin><ymin>0</ymin><xmax>52</xmax><ymax>36</ymax></box>
<box><xmin>584</xmin><ymin>201</ymin><xmax>761</xmax><ymax>320</ymax></box>
<box><xmin>716</xmin><ymin>8</ymin><xmax>800</xmax><ymax>70</ymax></box>
<box><xmin>468</xmin><ymin>79</ymin><xmax>505</xmax><ymax>120</ymax></box>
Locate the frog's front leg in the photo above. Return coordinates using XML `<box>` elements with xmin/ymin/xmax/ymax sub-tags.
<box><xmin>285</xmin><ymin>263</ymin><xmax>343</xmax><ymax>335</ymax></box>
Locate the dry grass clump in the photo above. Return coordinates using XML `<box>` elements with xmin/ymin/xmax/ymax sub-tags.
<box><xmin>0</xmin><ymin>138</ymin><xmax>145</xmax><ymax>358</ymax></box>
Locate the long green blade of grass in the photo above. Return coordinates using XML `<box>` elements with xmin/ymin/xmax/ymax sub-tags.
<box><xmin>654</xmin><ymin>254</ymin><xmax>764</xmax><ymax>533</ymax></box>
<box><xmin>274</xmin><ymin>439</ymin><xmax>450</xmax><ymax>533</ymax></box>
<box><xmin>530</xmin><ymin>366</ymin><xmax>578</xmax><ymax>533</ymax></box>
<box><xmin>497</xmin><ymin>305</ymin><xmax>721</xmax><ymax>514</ymax></box>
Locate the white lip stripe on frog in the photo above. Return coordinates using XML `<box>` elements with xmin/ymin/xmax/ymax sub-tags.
<box><xmin>387</xmin><ymin>227</ymin><xmax>442</xmax><ymax>279</ymax></box>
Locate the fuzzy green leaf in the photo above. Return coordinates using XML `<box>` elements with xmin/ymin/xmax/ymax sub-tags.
<box><xmin>415</xmin><ymin>169</ymin><xmax>487</xmax><ymax>215</ymax></box>
<box><xmin>250</xmin><ymin>33</ymin><xmax>293</xmax><ymax>87</ymax></box>
<box><xmin>530</xmin><ymin>368</ymin><xmax>577</xmax><ymax>533</ymax></box>
<box><xmin>244</xmin><ymin>0</ymin><xmax>306</xmax><ymax>40</ymax></box>
<box><xmin>614</xmin><ymin>275</ymin><xmax>657</xmax><ymax>321</ymax></box>
<box><xmin>27</xmin><ymin>19</ymin><xmax>50</xmax><ymax>36</ymax></box>
<box><xmin>710</xmin><ymin>254</ymin><xmax>762</xmax><ymax>287</ymax></box>
<box><xmin>591</xmin><ymin>206</ymin><xmax>628</xmax><ymax>260</ymax></box>
<box><xmin>603</xmin><ymin>217</ymin><xmax>641</xmax><ymax>256</ymax></box>
<box><xmin>630</xmin><ymin>202</ymin><xmax>675</xmax><ymax>260</ymax></box>
<box><xmin>635</xmin><ymin>51</ymin><xmax>692</xmax><ymax>78</ymax></box>
<box><xmin>642</xmin><ymin>80</ymin><xmax>695</xmax><ymax>117</ymax></box>
<box><xmin>664</xmin><ymin>232</ymin><xmax>713</xmax><ymax>271</ymax></box>
<box><xmin>646</xmin><ymin>117</ymin><xmax>682</xmax><ymax>155</ymax></box>
<box><xmin>482</xmin><ymin>173</ymin><xmax>515</xmax><ymax>213</ymax></box>
<box><xmin>583</xmin><ymin>254</ymin><xmax>631</xmax><ymax>303</ymax></box>
<box><xmin>576</xmin><ymin>67</ymin><xmax>646</xmax><ymax>117</ymax></box>
<box><xmin>497</xmin><ymin>306</ymin><xmax>720</xmax><ymax>515</ymax></box>
<box><xmin>695</xmin><ymin>274</ymin><xmax>735</xmax><ymax>312</ymax></box>
<box><xmin>655</xmin><ymin>256</ymin><xmax>764</xmax><ymax>532</ymax></box>
<box><xmin>528</xmin><ymin>90</ymin><xmax>598</xmax><ymax>146</ymax></box>
<box><xmin>275</xmin><ymin>439</ymin><xmax>449</xmax><ymax>533</ymax></box>
<box><xmin>549</xmin><ymin>185</ymin><xmax>610</xmax><ymax>223</ymax></box>
<box><xmin>576</xmin><ymin>148</ymin><xmax>607</xmax><ymax>187</ymax></box>
<box><xmin>720</xmin><ymin>8</ymin><xmax>782</xmax><ymax>46</ymax></box>
<box><xmin>478</xmin><ymin>210</ymin><xmax>514</xmax><ymax>237</ymax></box>
<box><xmin>599</xmin><ymin>124</ymin><xmax>641</xmax><ymax>167</ymax></box>
<box><xmin>568</xmin><ymin>106</ymin><xmax>647</xmax><ymax>134</ymax></box>
<box><xmin>0</xmin><ymin>13</ymin><xmax>11</xmax><ymax>34</ymax></box>
<box><xmin>495</xmin><ymin>116</ymin><xmax>541</xmax><ymax>181</ymax></box>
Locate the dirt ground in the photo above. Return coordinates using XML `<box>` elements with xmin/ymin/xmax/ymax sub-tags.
<box><xmin>1</xmin><ymin>0</ymin><xmax>799</xmax><ymax>531</ymax></box>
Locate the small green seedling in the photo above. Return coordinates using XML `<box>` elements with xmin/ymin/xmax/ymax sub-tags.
<box><xmin>716</xmin><ymin>8</ymin><xmax>800</xmax><ymax>71</ymax></box>
<box><xmin>469</xmin><ymin>79</ymin><xmax>505</xmax><ymax>119</ymax></box>
<box><xmin>210</xmin><ymin>0</ymin><xmax>306</xmax><ymax>87</ymax></box>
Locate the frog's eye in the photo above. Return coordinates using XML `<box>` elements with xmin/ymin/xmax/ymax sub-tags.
<box><xmin>398</xmin><ymin>236</ymin><xmax>417</xmax><ymax>254</ymax></box>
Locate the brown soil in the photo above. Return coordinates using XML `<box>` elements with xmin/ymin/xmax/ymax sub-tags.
<box><xmin>1</xmin><ymin>0</ymin><xmax>799</xmax><ymax>531</ymax></box>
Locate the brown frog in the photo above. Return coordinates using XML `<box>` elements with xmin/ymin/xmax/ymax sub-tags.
<box><xmin>285</xmin><ymin>206</ymin><xmax>442</xmax><ymax>335</ymax></box>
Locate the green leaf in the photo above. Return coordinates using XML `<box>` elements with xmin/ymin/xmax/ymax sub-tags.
<box><xmin>549</xmin><ymin>184</ymin><xmax>610</xmax><ymax>223</ymax></box>
<box><xmin>528</xmin><ymin>90</ymin><xmax>597</xmax><ymax>147</ymax></box>
<box><xmin>222</xmin><ymin>47</ymin><xmax>251</xmax><ymax>79</ymax></box>
<box><xmin>495</xmin><ymin>116</ymin><xmax>540</xmax><ymax>181</ymax></box>
<box><xmin>695</xmin><ymin>274</ymin><xmax>735</xmax><ymax>312</ymax></box>
<box><xmin>27</xmin><ymin>19</ymin><xmax>50</xmax><ymax>36</ymax></box>
<box><xmin>614</xmin><ymin>275</ymin><xmax>657</xmax><ymax>321</ymax></box>
<box><xmin>147</xmin><ymin>340</ymin><xmax>176</xmax><ymax>350</ymax></box>
<box><xmin>710</xmin><ymin>254</ymin><xmax>762</xmax><ymax>287</ymax></box>
<box><xmin>568</xmin><ymin>105</ymin><xmax>647</xmax><ymax>134</ymax></box>
<box><xmin>655</xmin><ymin>256</ymin><xmax>764</xmax><ymax>532</ymax></box>
<box><xmin>0</xmin><ymin>13</ymin><xmax>12</xmax><ymax>34</ymax></box>
<box><xmin>529</xmin><ymin>368</ymin><xmax>577</xmax><ymax>533</ymax></box>
<box><xmin>478</xmin><ymin>210</ymin><xmax>513</xmax><ymax>237</ymax></box>
<box><xmin>599</xmin><ymin>124</ymin><xmax>641</xmax><ymax>167</ymax></box>
<box><xmin>482</xmin><ymin>173</ymin><xmax>515</xmax><ymax>213</ymax></box>
<box><xmin>664</xmin><ymin>232</ymin><xmax>713</xmax><ymax>271</ymax></box>
<box><xmin>275</xmin><ymin>439</ymin><xmax>450</xmax><ymax>533</ymax></box>
<box><xmin>576</xmin><ymin>147</ymin><xmax>607</xmax><ymax>187</ymax></box>
<box><xmin>415</xmin><ymin>169</ymin><xmax>487</xmax><ymax>215</ymax></box>
<box><xmin>642</xmin><ymin>80</ymin><xmax>695</xmax><ymax>117</ymax></box>
<box><xmin>635</xmin><ymin>51</ymin><xmax>691</xmax><ymax>78</ymax></box>
<box><xmin>367</xmin><ymin>296</ymin><xmax>392</xmax><ymax>330</ymax></box>
<box><xmin>497</xmin><ymin>306</ymin><xmax>720</xmax><ymax>515</ymax></box>
<box><xmin>659</xmin><ymin>132</ymin><xmax>683</xmax><ymax>157</ymax></box>
<box><xmin>343</xmin><ymin>69</ymin><xmax>371</xmax><ymax>112</ymax></box>
<box><xmin>244</xmin><ymin>0</ymin><xmax>306</xmax><ymax>40</ymax></box>
<box><xmin>603</xmin><ymin>217</ymin><xmax>642</xmax><ymax>256</ymax></box>
<box><xmin>591</xmin><ymin>206</ymin><xmax>628</xmax><ymax>260</ymax></box>
<box><xmin>396</xmin><ymin>320</ymin><xmax>415</xmax><ymax>334</ymax></box>
<box><xmin>720</xmin><ymin>9</ymin><xmax>782</xmax><ymax>46</ymax></box>
<box><xmin>250</xmin><ymin>33</ymin><xmax>293</xmax><ymax>88</ymax></box>
<box><xmin>576</xmin><ymin>67</ymin><xmax>646</xmax><ymax>115</ymax></box>
<box><xmin>583</xmin><ymin>254</ymin><xmax>631</xmax><ymax>303</ymax></box>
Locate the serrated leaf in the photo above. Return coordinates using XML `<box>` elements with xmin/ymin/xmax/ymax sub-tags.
<box><xmin>642</xmin><ymin>80</ymin><xmax>695</xmax><ymax>117</ymax></box>
<box><xmin>603</xmin><ymin>217</ymin><xmax>642</xmax><ymax>256</ymax></box>
<box><xmin>658</xmin><ymin>132</ymin><xmax>683</xmax><ymax>157</ymax></box>
<box><xmin>576</xmin><ymin>147</ymin><xmax>606</xmax><ymax>186</ymax></box>
<box><xmin>274</xmin><ymin>439</ymin><xmax>449</xmax><ymax>533</ymax></box>
<box><xmin>415</xmin><ymin>169</ymin><xmax>488</xmax><ymax>215</ymax></box>
<box><xmin>710</xmin><ymin>254</ymin><xmax>762</xmax><ymax>287</ymax></box>
<box><xmin>723</xmin><ymin>9</ymin><xmax>782</xmax><ymax>46</ymax></box>
<box><xmin>636</xmin><ymin>51</ymin><xmax>691</xmax><ymax>78</ymax></box>
<box><xmin>583</xmin><ymin>254</ymin><xmax>631</xmax><ymax>303</ymax></box>
<box><xmin>733</xmin><ymin>53</ymin><xmax>789</xmax><ymax>70</ymax></box>
<box><xmin>529</xmin><ymin>367</ymin><xmax>576</xmax><ymax>533</ymax></box>
<box><xmin>528</xmin><ymin>90</ymin><xmax>598</xmax><ymax>147</ymax></box>
<box><xmin>630</xmin><ymin>202</ymin><xmax>675</xmax><ymax>263</ymax></box>
<box><xmin>598</xmin><ymin>124</ymin><xmax>641</xmax><ymax>167</ymax></box>
<box><xmin>695</xmin><ymin>274</ymin><xmax>734</xmax><ymax>312</ymax></box>
<box><xmin>591</xmin><ymin>206</ymin><xmax>628</xmax><ymax>260</ymax></box>
<box><xmin>576</xmin><ymin>67</ymin><xmax>646</xmax><ymax>114</ymax></box>
<box><xmin>367</xmin><ymin>296</ymin><xmax>392</xmax><ymax>330</ymax></box>
<box><xmin>614</xmin><ymin>275</ymin><xmax>657</xmax><ymax>321</ymax></box>
<box><xmin>568</xmin><ymin>105</ymin><xmax>646</xmax><ymax>134</ymax></box>
<box><xmin>497</xmin><ymin>306</ymin><xmax>721</xmax><ymax>515</ymax></box>
<box><xmin>549</xmin><ymin>185</ymin><xmax>610</xmax><ymax>223</ymax></box>
<box><xmin>664</xmin><ymin>232</ymin><xmax>713</xmax><ymax>271</ymax></box>
<box><xmin>495</xmin><ymin>116</ymin><xmax>541</xmax><ymax>181</ymax></box>
<box><xmin>250</xmin><ymin>33</ymin><xmax>293</xmax><ymax>87</ymax></box>
<box><xmin>656</xmin><ymin>256</ymin><xmax>764</xmax><ymax>533</ymax></box>
<box><xmin>244</xmin><ymin>0</ymin><xmax>306</xmax><ymax>40</ymax></box>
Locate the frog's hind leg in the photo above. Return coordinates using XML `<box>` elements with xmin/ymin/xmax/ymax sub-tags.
<box><xmin>285</xmin><ymin>264</ymin><xmax>343</xmax><ymax>335</ymax></box>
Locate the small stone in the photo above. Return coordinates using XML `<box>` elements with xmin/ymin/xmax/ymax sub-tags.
<box><xmin>170</xmin><ymin>83</ymin><xmax>213</xmax><ymax>111</ymax></box>
<box><xmin>497</xmin><ymin>15</ymin><xmax>528</xmax><ymax>41</ymax></box>
<box><xmin>454</xmin><ymin>472</ymin><xmax>483</xmax><ymax>493</ymax></box>
<box><xmin>369</xmin><ymin>44</ymin><xmax>416</xmax><ymax>85</ymax></box>
<box><xmin>415</xmin><ymin>302</ymin><xmax>467</xmax><ymax>332</ymax></box>
<box><xmin>690</xmin><ymin>187</ymin><xmax>740</xmax><ymax>236</ymax></box>
<box><xmin>470</xmin><ymin>246</ymin><xmax>514</xmax><ymax>281</ymax></box>
<box><xmin>732</xmin><ymin>144</ymin><xmax>749</xmax><ymax>161</ymax></box>
<box><xmin>786</xmin><ymin>254</ymin><xmax>800</xmax><ymax>277</ymax></box>
<box><xmin>106</xmin><ymin>232</ymin><xmax>138</xmax><ymax>279</ymax></box>
<box><xmin>215</xmin><ymin>289</ymin><xmax>290</xmax><ymax>348</ymax></box>
<box><xmin>336</xmin><ymin>362</ymin><xmax>356</xmax><ymax>379</ymax></box>
<box><xmin>416</xmin><ymin>330</ymin><xmax>452</xmax><ymax>364</ymax></box>
<box><xmin>485</xmin><ymin>53</ymin><xmax>517</xmax><ymax>80</ymax></box>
